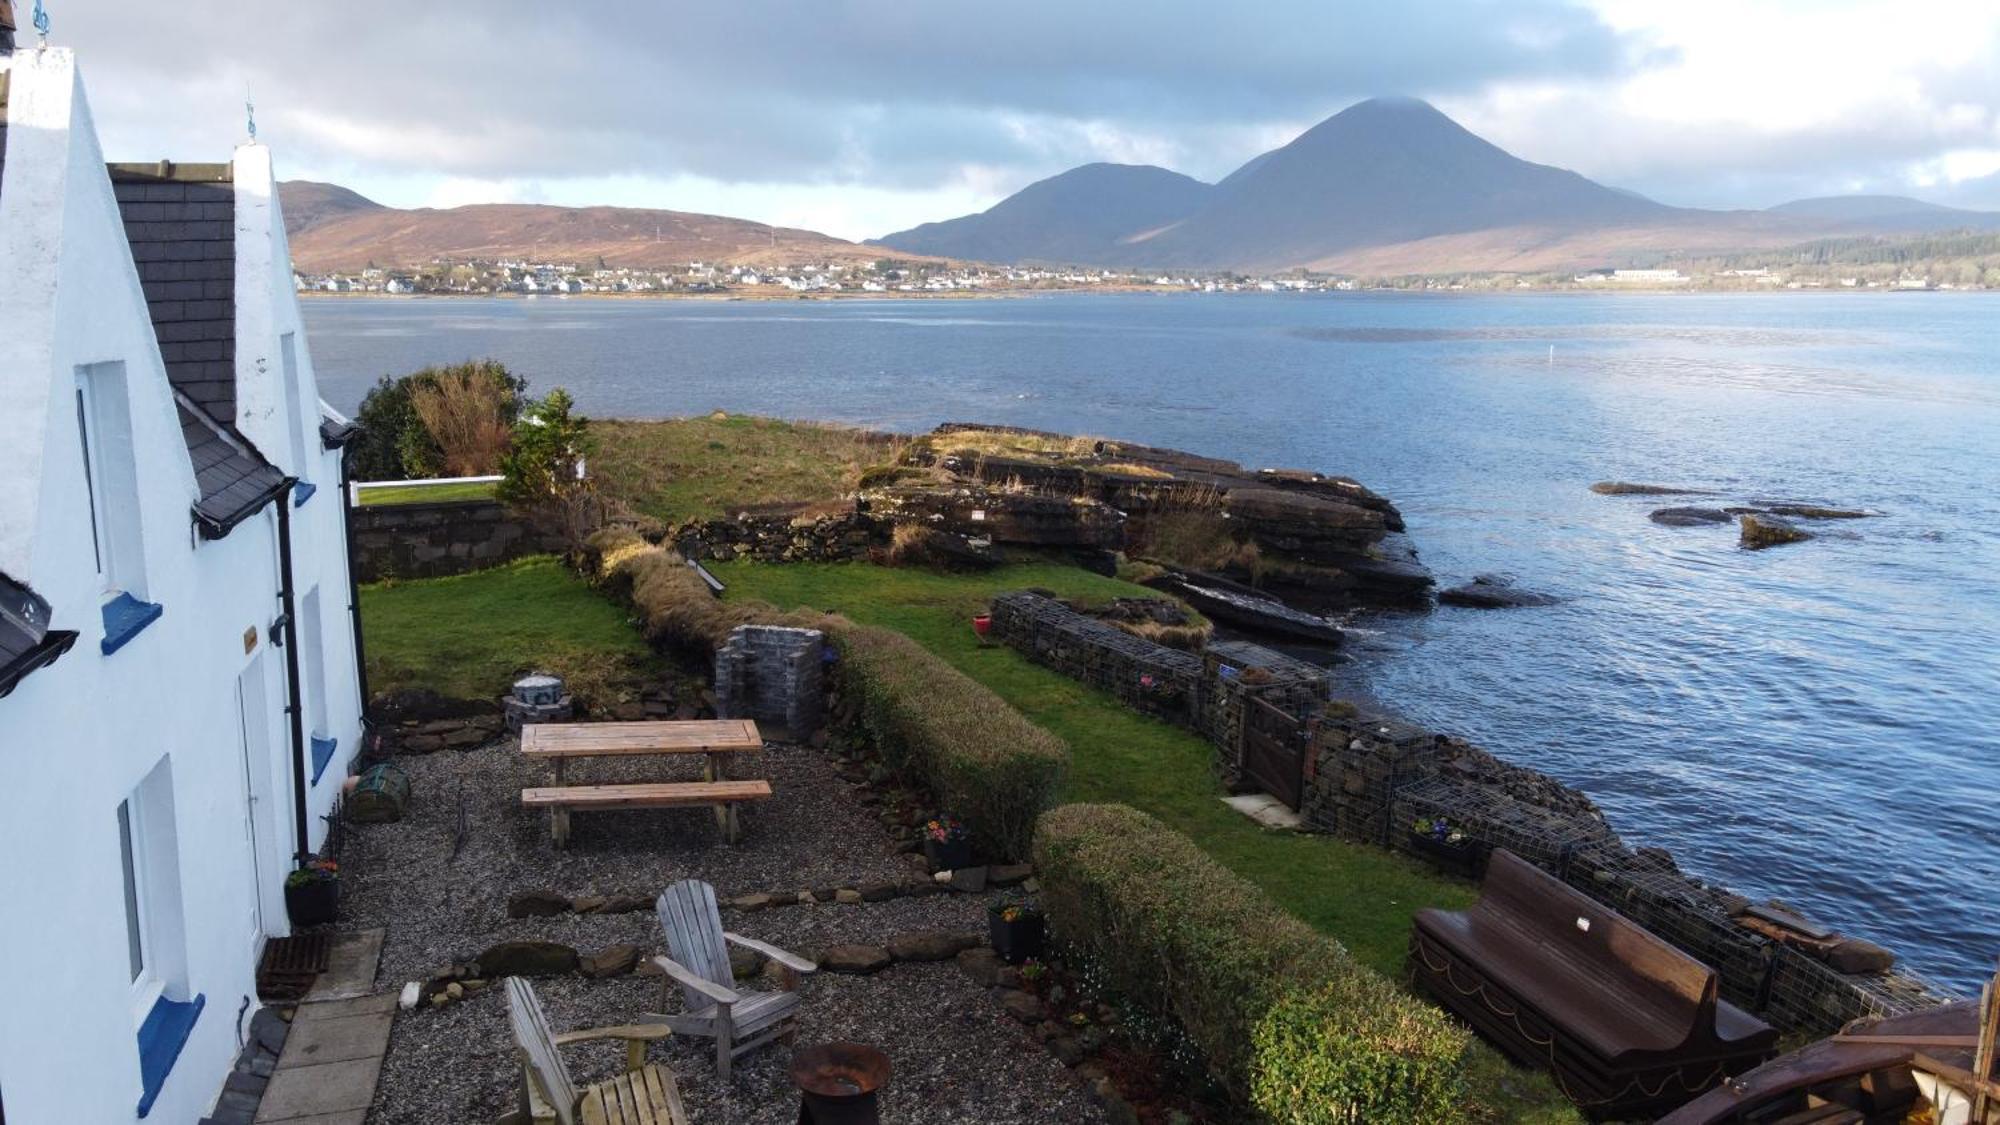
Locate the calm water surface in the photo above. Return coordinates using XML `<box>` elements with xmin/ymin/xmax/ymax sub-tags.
<box><xmin>305</xmin><ymin>292</ymin><xmax>1999</xmax><ymax>991</ymax></box>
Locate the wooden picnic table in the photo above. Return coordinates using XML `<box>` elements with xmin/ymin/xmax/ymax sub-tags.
<box><xmin>521</xmin><ymin>719</ymin><xmax>762</xmax><ymax>784</ymax></box>
<box><xmin>518</xmin><ymin>719</ymin><xmax>769</xmax><ymax>846</ymax></box>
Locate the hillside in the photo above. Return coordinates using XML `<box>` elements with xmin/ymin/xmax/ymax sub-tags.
<box><xmin>873</xmin><ymin>163</ymin><xmax>1214</xmax><ymax>263</ymax></box>
<box><xmin>872</xmin><ymin>97</ymin><xmax>1999</xmax><ymax>275</ymax></box>
<box><xmin>276</xmin><ymin>185</ymin><xmax>919</xmax><ymax>273</ymax></box>
<box><xmin>280</xmin><ymin>180</ymin><xmax>385</xmax><ymax>234</ymax></box>
<box><xmin>1769</xmin><ymin>195</ymin><xmax>2000</xmax><ymax>232</ymax></box>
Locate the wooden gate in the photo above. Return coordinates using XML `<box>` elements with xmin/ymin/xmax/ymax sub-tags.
<box><xmin>1241</xmin><ymin>695</ymin><xmax>1306</xmax><ymax>810</ymax></box>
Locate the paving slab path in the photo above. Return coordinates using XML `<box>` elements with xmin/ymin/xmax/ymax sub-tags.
<box><xmin>255</xmin><ymin>929</ymin><xmax>393</xmax><ymax>1125</ymax></box>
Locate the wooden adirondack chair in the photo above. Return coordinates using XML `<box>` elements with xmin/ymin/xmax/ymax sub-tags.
<box><xmin>504</xmin><ymin>976</ymin><xmax>688</xmax><ymax>1125</ymax></box>
<box><xmin>646</xmin><ymin>878</ymin><xmax>817</xmax><ymax>1082</ymax></box>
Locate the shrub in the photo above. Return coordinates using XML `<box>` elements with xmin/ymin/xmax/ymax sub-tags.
<box><xmin>501</xmin><ymin>388</ymin><xmax>601</xmax><ymax>553</ymax></box>
<box><xmin>412</xmin><ymin>364</ymin><xmax>516</xmax><ymax>476</ymax></box>
<box><xmin>833</xmin><ymin>624</ymin><xmax>1067</xmax><ymax>861</ymax></box>
<box><xmin>349</xmin><ymin>360</ymin><xmax>528</xmax><ymax>481</ymax></box>
<box><xmin>1032</xmin><ymin>804</ymin><xmax>1467</xmax><ymax>1122</ymax></box>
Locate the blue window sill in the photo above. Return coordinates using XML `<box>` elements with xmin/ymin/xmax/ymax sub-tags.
<box><xmin>293</xmin><ymin>481</ymin><xmax>318</xmax><ymax>506</ymax></box>
<box><xmin>136</xmin><ymin>992</ymin><xmax>205</xmax><ymax>1118</ymax></box>
<box><xmin>310</xmin><ymin>734</ymin><xmax>338</xmax><ymax>785</ymax></box>
<box><xmin>101</xmin><ymin>593</ymin><xmax>164</xmax><ymax>655</ymax></box>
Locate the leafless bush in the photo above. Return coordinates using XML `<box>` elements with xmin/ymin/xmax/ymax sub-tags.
<box><xmin>411</xmin><ymin>364</ymin><xmax>514</xmax><ymax>476</ymax></box>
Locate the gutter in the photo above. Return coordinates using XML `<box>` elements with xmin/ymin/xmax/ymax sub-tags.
<box><xmin>274</xmin><ymin>479</ymin><xmax>311</xmax><ymax>864</ymax></box>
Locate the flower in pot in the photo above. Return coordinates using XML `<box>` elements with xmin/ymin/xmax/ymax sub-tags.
<box><xmin>922</xmin><ymin>816</ymin><xmax>973</xmax><ymax>871</ymax></box>
<box><xmin>284</xmin><ymin>859</ymin><xmax>340</xmax><ymax>928</ymax></box>
<box><xmin>989</xmin><ymin>898</ymin><xmax>1046</xmax><ymax>965</ymax></box>
<box><xmin>1408</xmin><ymin>816</ymin><xmax>1482</xmax><ymax>877</ymax></box>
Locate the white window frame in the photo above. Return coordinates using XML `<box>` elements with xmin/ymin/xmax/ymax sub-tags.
<box><xmin>281</xmin><ymin>333</ymin><xmax>311</xmax><ymax>482</ymax></box>
<box><xmin>119</xmin><ymin>797</ymin><xmax>164</xmax><ymax>1023</ymax></box>
<box><xmin>74</xmin><ymin>363</ymin><xmax>146</xmax><ymax>599</ymax></box>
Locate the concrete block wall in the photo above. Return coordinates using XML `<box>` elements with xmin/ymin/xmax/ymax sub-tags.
<box><xmin>350</xmin><ymin>498</ymin><xmax>565</xmax><ymax>581</ymax></box>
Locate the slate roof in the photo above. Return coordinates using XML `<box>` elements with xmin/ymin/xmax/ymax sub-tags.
<box><xmin>110</xmin><ymin>162</ymin><xmax>288</xmax><ymax>537</ymax></box>
<box><xmin>0</xmin><ymin>570</ymin><xmax>78</xmax><ymax>700</ymax></box>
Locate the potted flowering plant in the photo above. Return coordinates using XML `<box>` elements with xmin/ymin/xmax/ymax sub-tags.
<box><xmin>989</xmin><ymin>898</ymin><xmax>1046</xmax><ymax>964</ymax></box>
<box><xmin>922</xmin><ymin>816</ymin><xmax>973</xmax><ymax>871</ymax></box>
<box><xmin>284</xmin><ymin>858</ymin><xmax>340</xmax><ymax>927</ymax></box>
<box><xmin>1408</xmin><ymin>816</ymin><xmax>1484</xmax><ymax>878</ymax></box>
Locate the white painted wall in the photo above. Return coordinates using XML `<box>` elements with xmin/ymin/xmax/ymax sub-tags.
<box><xmin>0</xmin><ymin>50</ymin><xmax>365</xmax><ymax>1125</ymax></box>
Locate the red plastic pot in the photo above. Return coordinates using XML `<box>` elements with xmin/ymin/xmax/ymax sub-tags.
<box><xmin>972</xmin><ymin>613</ymin><xmax>992</xmax><ymax>637</ymax></box>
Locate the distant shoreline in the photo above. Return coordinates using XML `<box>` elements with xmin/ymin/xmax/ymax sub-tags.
<box><xmin>295</xmin><ymin>284</ymin><xmax>1990</xmax><ymax>302</ymax></box>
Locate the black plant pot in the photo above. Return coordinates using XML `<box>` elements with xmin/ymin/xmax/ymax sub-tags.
<box><xmin>1407</xmin><ymin>831</ymin><xmax>1485</xmax><ymax>879</ymax></box>
<box><xmin>924</xmin><ymin>838</ymin><xmax>973</xmax><ymax>871</ymax></box>
<box><xmin>990</xmin><ymin>912</ymin><xmax>1046</xmax><ymax>965</ymax></box>
<box><xmin>285</xmin><ymin>878</ymin><xmax>340</xmax><ymax>928</ymax></box>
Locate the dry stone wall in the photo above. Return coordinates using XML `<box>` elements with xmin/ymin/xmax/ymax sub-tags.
<box><xmin>988</xmin><ymin>588</ymin><xmax>1951</xmax><ymax>1037</ymax></box>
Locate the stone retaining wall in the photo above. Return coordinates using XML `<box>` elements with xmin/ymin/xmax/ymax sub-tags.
<box><xmin>987</xmin><ymin>588</ymin><xmax>1951</xmax><ymax>1037</ymax></box>
<box><xmin>670</xmin><ymin>509</ymin><xmax>876</xmax><ymax>564</ymax></box>
<box><xmin>351</xmin><ymin>499</ymin><xmax>565</xmax><ymax>581</ymax></box>
<box><xmin>989</xmin><ymin>592</ymin><xmax>1204</xmax><ymax>724</ymax></box>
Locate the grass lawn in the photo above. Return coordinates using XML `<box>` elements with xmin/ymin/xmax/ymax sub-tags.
<box><xmin>715</xmin><ymin>558</ymin><xmax>1580</xmax><ymax>1121</ymax></box>
<box><xmin>594</xmin><ymin>414</ymin><xmax>899</xmax><ymax>524</ymax></box>
<box><xmin>355</xmin><ymin>478</ymin><xmax>499</xmax><ymax>506</ymax></box>
<box><xmin>359</xmin><ymin>555</ymin><xmax>659</xmax><ymax>701</ymax></box>
<box><xmin>711</xmin><ymin>558</ymin><xmax>1474</xmax><ymax>974</ymax></box>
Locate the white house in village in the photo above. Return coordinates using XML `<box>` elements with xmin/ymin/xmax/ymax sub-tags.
<box><xmin>0</xmin><ymin>46</ymin><xmax>366</xmax><ymax>1124</ymax></box>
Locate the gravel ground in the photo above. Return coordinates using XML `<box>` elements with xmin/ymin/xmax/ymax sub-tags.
<box><xmin>345</xmin><ymin>736</ymin><xmax>1103</xmax><ymax>1124</ymax></box>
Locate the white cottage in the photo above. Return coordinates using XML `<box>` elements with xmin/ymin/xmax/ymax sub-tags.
<box><xmin>0</xmin><ymin>46</ymin><xmax>366</xmax><ymax>1124</ymax></box>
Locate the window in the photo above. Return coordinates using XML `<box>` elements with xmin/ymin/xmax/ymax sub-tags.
<box><xmin>74</xmin><ymin>363</ymin><xmax>146</xmax><ymax>598</ymax></box>
<box><xmin>120</xmin><ymin>759</ymin><xmax>205</xmax><ymax>1118</ymax></box>
<box><xmin>300</xmin><ymin>586</ymin><xmax>339</xmax><ymax>783</ymax></box>
<box><xmin>119</xmin><ymin>799</ymin><xmax>147</xmax><ymax>984</ymax></box>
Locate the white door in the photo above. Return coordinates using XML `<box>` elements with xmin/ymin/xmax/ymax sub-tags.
<box><xmin>237</xmin><ymin>652</ymin><xmax>281</xmax><ymax>937</ymax></box>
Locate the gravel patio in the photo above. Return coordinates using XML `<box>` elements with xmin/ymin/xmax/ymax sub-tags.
<box><xmin>336</xmin><ymin>728</ymin><xmax>1107</xmax><ymax>1124</ymax></box>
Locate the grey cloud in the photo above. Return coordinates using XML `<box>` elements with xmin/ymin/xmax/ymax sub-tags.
<box><xmin>57</xmin><ymin>0</ymin><xmax>1644</xmax><ymax>187</ymax></box>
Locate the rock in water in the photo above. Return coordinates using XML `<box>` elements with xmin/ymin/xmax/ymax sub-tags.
<box><xmin>1650</xmin><ymin>507</ymin><xmax>1733</xmax><ymax>527</ymax></box>
<box><xmin>1763</xmin><ymin>504</ymin><xmax>1875</xmax><ymax>520</ymax></box>
<box><xmin>1438</xmin><ymin>575</ymin><xmax>1560</xmax><ymax>609</ymax></box>
<box><xmin>1590</xmin><ymin>481</ymin><xmax>1715</xmax><ymax>496</ymax></box>
<box><xmin>1740</xmin><ymin>513</ymin><xmax>1813</xmax><ymax>549</ymax></box>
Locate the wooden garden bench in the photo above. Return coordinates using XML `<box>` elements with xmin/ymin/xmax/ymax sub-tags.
<box><xmin>521</xmin><ymin>779</ymin><xmax>772</xmax><ymax>846</ymax></box>
<box><xmin>1410</xmin><ymin>849</ymin><xmax>1777</xmax><ymax>1119</ymax></box>
<box><xmin>504</xmin><ymin>976</ymin><xmax>687</xmax><ymax>1125</ymax></box>
<box><xmin>643</xmin><ymin>878</ymin><xmax>817</xmax><ymax>1082</ymax></box>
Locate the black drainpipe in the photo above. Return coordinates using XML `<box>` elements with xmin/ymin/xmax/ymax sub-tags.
<box><xmin>275</xmin><ymin>479</ymin><xmax>311</xmax><ymax>864</ymax></box>
<box><xmin>337</xmin><ymin>450</ymin><xmax>372</xmax><ymax>711</ymax></box>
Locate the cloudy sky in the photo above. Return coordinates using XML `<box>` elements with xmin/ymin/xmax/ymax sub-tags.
<box><xmin>48</xmin><ymin>0</ymin><xmax>2000</xmax><ymax>240</ymax></box>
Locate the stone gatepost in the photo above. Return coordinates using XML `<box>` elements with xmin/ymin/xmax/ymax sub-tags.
<box><xmin>714</xmin><ymin>625</ymin><xmax>825</xmax><ymax>741</ymax></box>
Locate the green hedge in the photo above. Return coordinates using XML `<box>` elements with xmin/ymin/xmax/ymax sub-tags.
<box><xmin>832</xmin><ymin>623</ymin><xmax>1067</xmax><ymax>861</ymax></box>
<box><xmin>585</xmin><ymin>528</ymin><xmax>806</xmax><ymax>652</ymax></box>
<box><xmin>1032</xmin><ymin>803</ymin><xmax>1468</xmax><ymax>1123</ymax></box>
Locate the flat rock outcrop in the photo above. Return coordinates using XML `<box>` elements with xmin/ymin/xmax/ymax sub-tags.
<box><xmin>1437</xmin><ymin>575</ymin><xmax>1561</xmax><ymax>609</ymax></box>
<box><xmin>869</xmin><ymin>424</ymin><xmax>1432</xmax><ymax>611</ymax></box>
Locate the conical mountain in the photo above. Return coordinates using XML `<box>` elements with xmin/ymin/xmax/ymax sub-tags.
<box><xmin>1123</xmin><ymin>96</ymin><xmax>1672</xmax><ymax>269</ymax></box>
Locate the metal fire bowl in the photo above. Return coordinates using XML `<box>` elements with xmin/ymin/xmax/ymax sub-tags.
<box><xmin>789</xmin><ymin>1042</ymin><xmax>891</xmax><ymax>1098</ymax></box>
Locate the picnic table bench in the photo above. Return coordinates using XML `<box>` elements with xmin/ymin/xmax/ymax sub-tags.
<box><xmin>1410</xmin><ymin>849</ymin><xmax>1778</xmax><ymax>1119</ymax></box>
<box><xmin>520</xmin><ymin>720</ymin><xmax>771</xmax><ymax>846</ymax></box>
